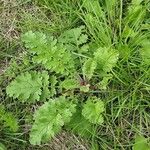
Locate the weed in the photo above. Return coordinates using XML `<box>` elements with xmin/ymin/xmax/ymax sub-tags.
<box><xmin>0</xmin><ymin>0</ymin><xmax>150</xmax><ymax>149</ymax></box>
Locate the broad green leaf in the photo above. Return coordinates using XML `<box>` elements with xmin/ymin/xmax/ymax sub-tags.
<box><xmin>83</xmin><ymin>58</ymin><xmax>97</xmax><ymax>79</ymax></box>
<box><xmin>40</xmin><ymin>71</ymin><xmax>50</xmax><ymax>101</ymax></box>
<box><xmin>99</xmin><ymin>74</ymin><xmax>113</xmax><ymax>90</ymax></box>
<box><xmin>30</xmin><ymin>96</ymin><xmax>76</xmax><ymax>145</ymax></box>
<box><xmin>21</xmin><ymin>31</ymin><xmax>47</xmax><ymax>53</ymax></box>
<box><xmin>49</xmin><ymin>75</ymin><xmax>57</xmax><ymax>97</ymax></box>
<box><xmin>133</xmin><ymin>135</ymin><xmax>150</xmax><ymax>150</ymax></box>
<box><xmin>80</xmin><ymin>44</ymin><xmax>89</xmax><ymax>53</ymax></box>
<box><xmin>82</xmin><ymin>97</ymin><xmax>105</xmax><ymax>124</ymax></box>
<box><xmin>94</xmin><ymin>47</ymin><xmax>119</xmax><ymax>74</ymax></box>
<box><xmin>6</xmin><ymin>71</ymin><xmax>49</xmax><ymax>102</ymax></box>
<box><xmin>80</xmin><ymin>84</ymin><xmax>90</xmax><ymax>92</ymax></box>
<box><xmin>65</xmin><ymin>107</ymin><xmax>94</xmax><ymax>137</ymax></box>
<box><xmin>77</xmin><ymin>34</ymin><xmax>88</xmax><ymax>46</ymax></box>
<box><xmin>61</xmin><ymin>79</ymin><xmax>79</xmax><ymax>90</ymax></box>
<box><xmin>22</xmin><ymin>32</ymin><xmax>75</xmax><ymax>74</ymax></box>
<box><xmin>58</xmin><ymin>26</ymin><xmax>88</xmax><ymax>53</ymax></box>
<box><xmin>59</xmin><ymin>26</ymin><xmax>87</xmax><ymax>46</ymax></box>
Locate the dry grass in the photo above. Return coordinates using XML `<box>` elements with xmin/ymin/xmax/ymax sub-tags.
<box><xmin>0</xmin><ymin>0</ymin><xmax>20</xmax><ymax>41</ymax></box>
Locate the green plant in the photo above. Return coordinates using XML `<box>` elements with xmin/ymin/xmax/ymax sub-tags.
<box><xmin>6</xmin><ymin>71</ymin><xmax>50</xmax><ymax>103</ymax></box>
<box><xmin>0</xmin><ymin>143</ymin><xmax>6</xmax><ymax>150</ymax></box>
<box><xmin>30</xmin><ymin>96</ymin><xmax>76</xmax><ymax>145</ymax></box>
<box><xmin>82</xmin><ymin>97</ymin><xmax>104</xmax><ymax>124</ymax></box>
<box><xmin>133</xmin><ymin>135</ymin><xmax>150</xmax><ymax>150</ymax></box>
<box><xmin>5</xmin><ymin>25</ymin><xmax>120</xmax><ymax>145</ymax></box>
<box><xmin>1</xmin><ymin>0</ymin><xmax>149</xmax><ymax>149</ymax></box>
<box><xmin>0</xmin><ymin>104</ymin><xmax>18</xmax><ymax>132</ymax></box>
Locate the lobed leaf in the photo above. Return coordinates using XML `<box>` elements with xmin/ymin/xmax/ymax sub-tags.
<box><xmin>6</xmin><ymin>71</ymin><xmax>50</xmax><ymax>102</ymax></box>
<box><xmin>30</xmin><ymin>96</ymin><xmax>76</xmax><ymax>145</ymax></box>
<box><xmin>61</xmin><ymin>79</ymin><xmax>79</xmax><ymax>90</ymax></box>
<box><xmin>65</xmin><ymin>107</ymin><xmax>95</xmax><ymax>137</ymax></box>
<box><xmin>21</xmin><ymin>31</ymin><xmax>47</xmax><ymax>53</ymax></box>
<box><xmin>82</xmin><ymin>97</ymin><xmax>105</xmax><ymax>124</ymax></box>
<box><xmin>49</xmin><ymin>75</ymin><xmax>57</xmax><ymax>97</ymax></box>
<box><xmin>83</xmin><ymin>58</ymin><xmax>97</xmax><ymax>80</ymax></box>
<box><xmin>58</xmin><ymin>26</ymin><xmax>88</xmax><ymax>53</ymax></box>
<box><xmin>22</xmin><ymin>31</ymin><xmax>75</xmax><ymax>74</ymax></box>
<box><xmin>94</xmin><ymin>47</ymin><xmax>119</xmax><ymax>74</ymax></box>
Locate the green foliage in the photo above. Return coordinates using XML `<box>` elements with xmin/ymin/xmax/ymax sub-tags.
<box><xmin>1</xmin><ymin>0</ymin><xmax>150</xmax><ymax>149</ymax></box>
<box><xmin>6</xmin><ymin>71</ymin><xmax>50</xmax><ymax>102</ymax></box>
<box><xmin>82</xmin><ymin>0</ymin><xmax>112</xmax><ymax>46</ymax></box>
<box><xmin>93</xmin><ymin>47</ymin><xmax>119</xmax><ymax>75</ymax></box>
<box><xmin>58</xmin><ymin>26</ymin><xmax>88</xmax><ymax>53</ymax></box>
<box><xmin>22</xmin><ymin>31</ymin><xmax>75</xmax><ymax>74</ymax></box>
<box><xmin>133</xmin><ymin>135</ymin><xmax>150</xmax><ymax>150</ymax></box>
<box><xmin>61</xmin><ymin>79</ymin><xmax>79</xmax><ymax>90</ymax></box>
<box><xmin>82</xmin><ymin>97</ymin><xmax>105</xmax><ymax>124</ymax></box>
<box><xmin>140</xmin><ymin>39</ymin><xmax>150</xmax><ymax>65</ymax></box>
<box><xmin>82</xmin><ymin>47</ymin><xmax>118</xmax><ymax>86</ymax></box>
<box><xmin>98</xmin><ymin>74</ymin><xmax>113</xmax><ymax>90</ymax></box>
<box><xmin>0</xmin><ymin>105</ymin><xmax>18</xmax><ymax>132</ymax></box>
<box><xmin>40</xmin><ymin>71</ymin><xmax>50</xmax><ymax>100</ymax></box>
<box><xmin>132</xmin><ymin>0</ymin><xmax>143</xmax><ymax>5</ymax></box>
<box><xmin>125</xmin><ymin>0</ymin><xmax>146</xmax><ymax>29</ymax></box>
<box><xmin>49</xmin><ymin>75</ymin><xmax>57</xmax><ymax>97</ymax></box>
<box><xmin>29</xmin><ymin>96</ymin><xmax>76</xmax><ymax>145</ymax></box>
<box><xmin>80</xmin><ymin>84</ymin><xmax>90</xmax><ymax>92</ymax></box>
<box><xmin>5</xmin><ymin>26</ymin><xmax>119</xmax><ymax>145</ymax></box>
<box><xmin>83</xmin><ymin>58</ymin><xmax>97</xmax><ymax>80</ymax></box>
<box><xmin>0</xmin><ymin>143</ymin><xmax>6</xmax><ymax>150</ymax></box>
<box><xmin>65</xmin><ymin>107</ymin><xmax>94</xmax><ymax>137</ymax></box>
<box><xmin>21</xmin><ymin>31</ymin><xmax>47</xmax><ymax>51</ymax></box>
